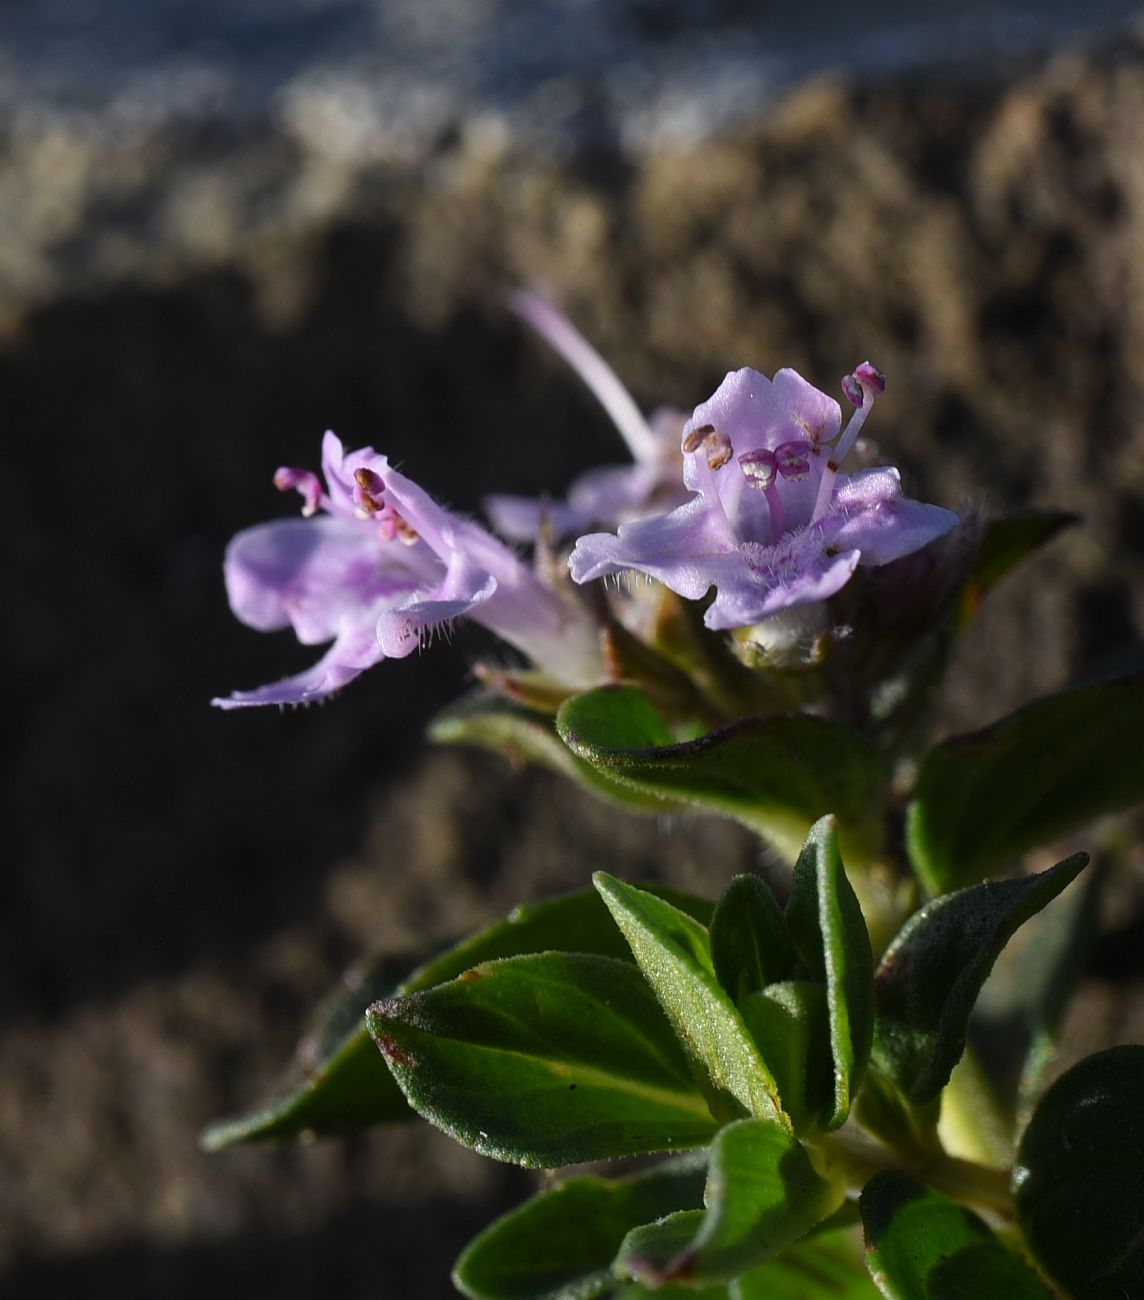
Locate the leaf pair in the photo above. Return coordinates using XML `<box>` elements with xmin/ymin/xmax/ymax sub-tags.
<box><xmin>708</xmin><ymin>819</ymin><xmax>875</xmax><ymax>1135</ymax></box>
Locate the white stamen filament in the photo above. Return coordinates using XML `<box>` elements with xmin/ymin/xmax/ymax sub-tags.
<box><xmin>810</xmin><ymin>380</ymin><xmax>878</xmax><ymax>524</ymax></box>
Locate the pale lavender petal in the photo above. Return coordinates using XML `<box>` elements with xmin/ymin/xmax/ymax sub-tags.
<box><xmin>484</xmin><ymin>494</ymin><xmax>592</xmax><ymax>542</ymax></box>
<box><xmin>705</xmin><ymin>541</ymin><xmax>860</xmax><ymax>629</ymax></box>
<box><xmin>569</xmin><ymin>495</ymin><xmax>737</xmax><ymax>599</ymax></box>
<box><xmin>212</xmin><ymin>622</ymin><xmax>385</xmax><ymax>709</ymax></box>
<box><xmin>374</xmin><ymin>463</ymin><xmax>470</xmax><ymax>557</ymax></box>
<box><xmin>566</xmin><ymin>463</ymin><xmax>664</xmax><ymax>519</ymax></box>
<box><xmin>376</xmin><ymin>561</ymin><xmax>498</xmax><ymax>658</ymax></box>
<box><xmin>770</xmin><ymin>368</ymin><xmax>842</xmax><ymax>446</ymax></box>
<box><xmin>223</xmin><ymin>516</ymin><xmax>429</xmax><ymax>645</ymax></box>
<box><xmin>381</xmin><ymin>464</ymin><xmax>603</xmax><ymax>683</ymax></box>
<box><xmin>832</xmin><ymin>465</ymin><xmax>903</xmax><ymax>508</ymax></box>
<box><xmin>829</xmin><ymin>467</ymin><xmax>959</xmax><ymax>566</ymax></box>
<box><xmin>318</xmin><ymin>430</ymin><xmax>362</xmax><ymax>519</ymax></box>
<box><xmin>685</xmin><ymin>368</ymin><xmax>777</xmax><ymax>447</ymax></box>
<box><xmin>486</xmin><ymin>462</ymin><xmax>680</xmax><ymax>541</ymax></box>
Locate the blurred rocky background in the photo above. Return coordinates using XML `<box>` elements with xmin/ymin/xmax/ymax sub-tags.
<box><xmin>5</xmin><ymin>2</ymin><xmax>1144</xmax><ymax>1296</ymax></box>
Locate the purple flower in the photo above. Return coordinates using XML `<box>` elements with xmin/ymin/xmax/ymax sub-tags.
<box><xmin>569</xmin><ymin>364</ymin><xmax>958</xmax><ymax>632</ymax></box>
<box><xmin>213</xmin><ymin>432</ymin><xmax>603</xmax><ymax>708</ymax></box>
<box><xmin>485</xmin><ymin>292</ymin><xmax>690</xmax><ymax>540</ymax></box>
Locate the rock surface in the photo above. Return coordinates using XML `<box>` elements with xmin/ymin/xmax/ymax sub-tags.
<box><xmin>5</xmin><ymin>23</ymin><xmax>1144</xmax><ymax>1299</ymax></box>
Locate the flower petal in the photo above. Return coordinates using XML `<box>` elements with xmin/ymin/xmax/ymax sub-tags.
<box><xmin>771</xmin><ymin>367</ymin><xmax>842</xmax><ymax>447</ymax></box>
<box><xmin>223</xmin><ymin>516</ymin><xmax>430</xmax><ymax>645</ymax></box>
<box><xmin>484</xmin><ymin>493</ymin><xmax>587</xmax><ymax>542</ymax></box>
<box><xmin>377</xmin><ymin>563</ymin><xmax>498</xmax><ymax>658</ymax></box>
<box><xmin>705</xmin><ymin>537</ymin><xmax>860</xmax><ymax>628</ymax></box>
<box><xmin>831</xmin><ymin>468</ymin><xmax>959</xmax><ymax>566</ymax></box>
<box><xmin>211</xmin><ymin>622</ymin><xmax>386</xmax><ymax>709</ymax></box>
<box><xmin>569</xmin><ymin>494</ymin><xmax>737</xmax><ymax>599</ymax></box>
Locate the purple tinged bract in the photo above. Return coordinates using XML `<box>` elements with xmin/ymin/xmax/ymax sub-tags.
<box><xmin>485</xmin><ymin>292</ymin><xmax>690</xmax><ymax>540</ymax></box>
<box><xmin>213</xmin><ymin>432</ymin><xmax>603</xmax><ymax>708</ymax></box>
<box><xmin>569</xmin><ymin>364</ymin><xmax>958</xmax><ymax>632</ymax></box>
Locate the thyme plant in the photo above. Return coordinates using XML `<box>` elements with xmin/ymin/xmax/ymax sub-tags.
<box><xmin>207</xmin><ymin>299</ymin><xmax>1143</xmax><ymax>1299</ymax></box>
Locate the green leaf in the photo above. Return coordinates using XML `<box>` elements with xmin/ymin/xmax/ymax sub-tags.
<box><xmin>614</xmin><ymin>1211</ymin><xmax>705</xmax><ymax>1281</ymax></box>
<box><xmin>861</xmin><ymin>1171</ymin><xmax>1050</xmax><ymax>1299</ymax></box>
<box><xmin>615</xmin><ymin>1118</ymin><xmax>845</xmax><ymax>1286</ymax></box>
<box><xmin>739</xmin><ymin>982</ymin><xmax>832</xmax><ymax>1135</ymax></box>
<box><xmin>430</xmin><ymin>689</ymin><xmax>667</xmax><ymax>813</ymax></box>
<box><xmin>594</xmin><ymin>874</ymin><xmax>788</xmax><ymax>1128</ymax></box>
<box><xmin>906</xmin><ymin>671</ymin><xmax>1144</xmax><ymax>893</ymax></box>
<box><xmin>400</xmin><ymin>885</ymin><xmax>714</xmax><ymax>989</ymax></box>
<box><xmin>710</xmin><ymin>874</ymin><xmax>798</xmax><ymax>1001</ymax></box>
<box><xmin>1014</xmin><ymin>1045</ymin><xmax>1144</xmax><ymax>1299</ymax></box>
<box><xmin>367</xmin><ymin>952</ymin><xmax>717</xmax><ymax>1168</ymax></box>
<box><xmin>785</xmin><ymin>817</ymin><xmax>875</xmax><ymax>1129</ymax></box>
<box><xmin>959</xmin><ymin>510</ymin><xmax>1078</xmax><ymax>623</ymax></box>
<box><xmin>871</xmin><ymin>854</ymin><xmax>1088</xmax><ymax>1104</ymax></box>
<box><xmin>558</xmin><ymin>686</ymin><xmax>891</xmax><ymax>864</ymax></box>
<box><xmin>203</xmin><ymin>884</ymin><xmax>711</xmax><ymax>1150</ymax></box>
<box><xmin>453</xmin><ymin>1154</ymin><xmax>707</xmax><ymax>1300</ymax></box>
<box><xmin>732</xmin><ymin>1228</ymin><xmax>879</xmax><ymax>1298</ymax></box>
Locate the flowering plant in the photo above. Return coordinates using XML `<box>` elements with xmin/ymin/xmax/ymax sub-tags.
<box><xmin>206</xmin><ymin>300</ymin><xmax>1144</xmax><ymax>1300</ymax></box>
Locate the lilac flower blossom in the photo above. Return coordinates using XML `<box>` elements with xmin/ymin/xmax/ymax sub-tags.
<box><xmin>213</xmin><ymin>432</ymin><xmax>603</xmax><ymax>708</ymax></box>
<box><xmin>485</xmin><ymin>292</ymin><xmax>690</xmax><ymax>540</ymax></box>
<box><xmin>569</xmin><ymin>363</ymin><xmax>958</xmax><ymax>632</ymax></box>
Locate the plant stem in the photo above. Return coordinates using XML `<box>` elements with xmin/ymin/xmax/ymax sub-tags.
<box><xmin>820</xmin><ymin>1127</ymin><xmax>1015</xmax><ymax>1222</ymax></box>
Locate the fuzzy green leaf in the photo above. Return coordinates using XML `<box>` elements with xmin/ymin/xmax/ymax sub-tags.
<box><xmin>785</xmin><ymin>817</ymin><xmax>874</xmax><ymax>1129</ymax></box>
<box><xmin>732</xmin><ymin>1228</ymin><xmax>878</xmax><ymax>1298</ymax></box>
<box><xmin>453</xmin><ymin>1155</ymin><xmax>707</xmax><ymax>1300</ymax></box>
<box><xmin>1014</xmin><ymin>1045</ymin><xmax>1144</xmax><ymax>1299</ymax></box>
<box><xmin>861</xmin><ymin>1171</ymin><xmax>1050</xmax><ymax>1299</ymax></box>
<box><xmin>872</xmin><ymin>854</ymin><xmax>1088</xmax><ymax>1103</ymax></box>
<box><xmin>594</xmin><ymin>874</ymin><xmax>788</xmax><ymax>1128</ymax></box>
<box><xmin>615</xmin><ymin>1118</ymin><xmax>845</xmax><ymax>1286</ymax></box>
<box><xmin>203</xmin><ymin>884</ymin><xmax>711</xmax><ymax>1150</ymax></box>
<box><xmin>710</xmin><ymin>874</ymin><xmax>798</xmax><ymax>1001</ymax></box>
<box><xmin>558</xmin><ymin>687</ymin><xmax>890</xmax><ymax>864</ymax></box>
<box><xmin>367</xmin><ymin>952</ymin><xmax>717</xmax><ymax>1167</ymax></box>
<box><xmin>430</xmin><ymin>689</ymin><xmax>666</xmax><ymax>812</ymax></box>
<box><xmin>906</xmin><ymin>671</ymin><xmax>1144</xmax><ymax>893</ymax></box>
<box><xmin>739</xmin><ymin>982</ymin><xmax>833</xmax><ymax>1136</ymax></box>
